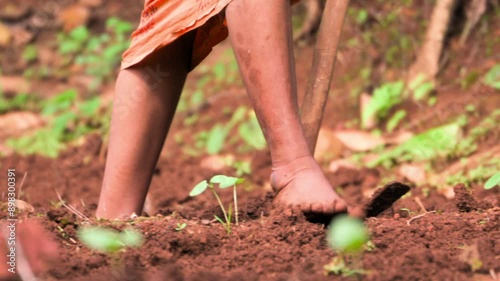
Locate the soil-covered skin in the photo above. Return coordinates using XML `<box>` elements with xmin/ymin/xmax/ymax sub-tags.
<box><xmin>1</xmin><ymin>0</ymin><xmax>500</xmax><ymax>280</ymax></box>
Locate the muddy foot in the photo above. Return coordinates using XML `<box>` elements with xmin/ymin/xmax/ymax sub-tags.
<box><xmin>271</xmin><ymin>156</ymin><xmax>348</xmax><ymax>217</ymax></box>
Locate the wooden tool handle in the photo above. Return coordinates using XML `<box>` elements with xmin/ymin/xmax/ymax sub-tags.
<box><xmin>300</xmin><ymin>0</ymin><xmax>350</xmax><ymax>154</ymax></box>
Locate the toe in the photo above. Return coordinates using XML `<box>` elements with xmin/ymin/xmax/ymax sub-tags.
<box><xmin>333</xmin><ymin>199</ymin><xmax>348</xmax><ymax>214</ymax></box>
<box><xmin>310</xmin><ymin>202</ymin><xmax>324</xmax><ymax>214</ymax></box>
<box><xmin>321</xmin><ymin>202</ymin><xmax>335</xmax><ymax>215</ymax></box>
<box><xmin>300</xmin><ymin>203</ymin><xmax>312</xmax><ymax>214</ymax></box>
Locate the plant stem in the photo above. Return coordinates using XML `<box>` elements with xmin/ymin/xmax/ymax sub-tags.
<box><xmin>211</xmin><ymin>188</ymin><xmax>229</xmax><ymax>226</ymax></box>
<box><xmin>233</xmin><ymin>185</ymin><xmax>239</xmax><ymax>225</ymax></box>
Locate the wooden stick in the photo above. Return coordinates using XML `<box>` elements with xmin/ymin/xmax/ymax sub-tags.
<box><xmin>300</xmin><ymin>0</ymin><xmax>350</xmax><ymax>154</ymax></box>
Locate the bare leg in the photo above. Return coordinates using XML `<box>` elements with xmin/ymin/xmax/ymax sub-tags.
<box><xmin>226</xmin><ymin>0</ymin><xmax>347</xmax><ymax>215</ymax></box>
<box><xmin>96</xmin><ymin>32</ymin><xmax>195</xmax><ymax>219</ymax></box>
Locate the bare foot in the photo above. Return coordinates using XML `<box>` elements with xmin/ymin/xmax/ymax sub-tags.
<box><xmin>271</xmin><ymin>156</ymin><xmax>348</xmax><ymax>216</ymax></box>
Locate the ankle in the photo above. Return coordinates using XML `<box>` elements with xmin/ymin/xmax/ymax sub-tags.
<box><xmin>270</xmin><ymin>150</ymin><xmax>311</xmax><ymax>169</ymax></box>
<box><xmin>270</xmin><ymin>156</ymin><xmax>320</xmax><ymax>192</ymax></box>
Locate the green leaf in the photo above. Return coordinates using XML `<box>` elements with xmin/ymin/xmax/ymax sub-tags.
<box><xmin>206</xmin><ymin>124</ymin><xmax>228</xmax><ymax>154</ymax></box>
<box><xmin>51</xmin><ymin>111</ymin><xmax>77</xmax><ymax>135</ymax></box>
<box><xmin>214</xmin><ymin>215</ymin><xmax>226</xmax><ymax>225</ymax></box>
<box><xmin>78</xmin><ymin>227</ymin><xmax>123</xmax><ymax>253</ymax></box>
<box><xmin>386</xmin><ymin>110</ymin><xmax>406</xmax><ymax>132</ymax></box>
<box><xmin>106</xmin><ymin>17</ymin><xmax>133</xmax><ymax>34</ymax></box>
<box><xmin>119</xmin><ymin>228</ymin><xmax>143</xmax><ymax>247</ymax></box>
<box><xmin>213</xmin><ymin>63</ymin><xmax>226</xmax><ymax>81</ymax></box>
<box><xmin>190</xmin><ymin>180</ymin><xmax>209</xmax><ymax>196</ymax></box>
<box><xmin>483</xmin><ymin>64</ymin><xmax>500</xmax><ymax>90</ymax></box>
<box><xmin>69</xmin><ymin>26</ymin><xmax>90</xmax><ymax>43</ymax></box>
<box><xmin>6</xmin><ymin>129</ymin><xmax>63</xmax><ymax>158</ymax></box>
<box><xmin>484</xmin><ymin>172</ymin><xmax>500</xmax><ymax>189</ymax></box>
<box><xmin>209</xmin><ymin>175</ymin><xmax>227</xmax><ymax>184</ymax></box>
<box><xmin>238</xmin><ymin>112</ymin><xmax>266</xmax><ymax>150</ymax></box>
<box><xmin>413</xmin><ymin>81</ymin><xmax>434</xmax><ymax>101</ymax></box>
<box><xmin>22</xmin><ymin>45</ymin><xmax>38</xmax><ymax>62</ymax></box>
<box><xmin>356</xmin><ymin>9</ymin><xmax>369</xmax><ymax>25</ymax></box>
<box><xmin>327</xmin><ymin>215</ymin><xmax>369</xmax><ymax>253</ymax></box>
<box><xmin>78</xmin><ymin>97</ymin><xmax>101</xmax><ymax>116</ymax></box>
<box><xmin>362</xmin><ymin>80</ymin><xmax>404</xmax><ymax>128</ymax></box>
<box><xmin>42</xmin><ymin>89</ymin><xmax>78</xmax><ymax>116</ymax></box>
<box><xmin>210</xmin><ymin>175</ymin><xmax>243</xmax><ymax>189</ymax></box>
<box><xmin>370</xmin><ymin>122</ymin><xmax>461</xmax><ymax>167</ymax></box>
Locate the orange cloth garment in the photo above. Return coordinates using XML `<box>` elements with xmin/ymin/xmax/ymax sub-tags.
<box><xmin>121</xmin><ymin>0</ymin><xmax>233</xmax><ymax>70</ymax></box>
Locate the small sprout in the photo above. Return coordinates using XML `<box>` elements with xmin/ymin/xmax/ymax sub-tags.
<box><xmin>78</xmin><ymin>226</ymin><xmax>143</xmax><ymax>253</ymax></box>
<box><xmin>327</xmin><ymin>215</ymin><xmax>369</xmax><ymax>253</ymax></box>
<box><xmin>190</xmin><ymin>180</ymin><xmax>209</xmax><ymax>196</ymax></box>
<box><xmin>484</xmin><ymin>172</ymin><xmax>500</xmax><ymax>189</ymax></box>
<box><xmin>324</xmin><ymin>215</ymin><xmax>370</xmax><ymax>276</ymax></box>
<box><xmin>400</xmin><ymin>207</ymin><xmax>413</xmax><ymax>216</ymax></box>
<box><xmin>189</xmin><ymin>174</ymin><xmax>244</xmax><ymax>234</ymax></box>
<box><xmin>175</xmin><ymin>223</ymin><xmax>187</xmax><ymax>231</ymax></box>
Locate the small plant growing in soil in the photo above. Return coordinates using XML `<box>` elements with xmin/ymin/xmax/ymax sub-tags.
<box><xmin>175</xmin><ymin>223</ymin><xmax>187</xmax><ymax>232</ymax></box>
<box><xmin>78</xmin><ymin>226</ymin><xmax>143</xmax><ymax>277</ymax></box>
<box><xmin>78</xmin><ymin>226</ymin><xmax>143</xmax><ymax>253</ymax></box>
<box><xmin>324</xmin><ymin>215</ymin><xmax>370</xmax><ymax>277</ymax></box>
<box><xmin>190</xmin><ymin>175</ymin><xmax>244</xmax><ymax>234</ymax></box>
<box><xmin>484</xmin><ymin>172</ymin><xmax>500</xmax><ymax>189</ymax></box>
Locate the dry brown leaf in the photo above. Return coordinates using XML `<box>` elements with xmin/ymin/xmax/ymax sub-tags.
<box><xmin>200</xmin><ymin>155</ymin><xmax>231</xmax><ymax>172</ymax></box>
<box><xmin>79</xmin><ymin>0</ymin><xmax>103</xmax><ymax>8</ymax></box>
<box><xmin>0</xmin><ymin>3</ymin><xmax>32</xmax><ymax>21</ymax></box>
<box><xmin>0</xmin><ymin>111</ymin><xmax>44</xmax><ymax>134</ymax></box>
<box><xmin>58</xmin><ymin>4</ymin><xmax>90</xmax><ymax>32</ymax></box>
<box><xmin>333</xmin><ymin>130</ymin><xmax>385</xmax><ymax>152</ymax></box>
<box><xmin>0</xmin><ymin>23</ymin><xmax>12</xmax><ymax>47</ymax></box>
<box><xmin>15</xmin><ymin>200</ymin><xmax>35</xmax><ymax>213</ymax></box>
<box><xmin>0</xmin><ymin>76</ymin><xmax>30</xmax><ymax>94</ymax></box>
<box><xmin>398</xmin><ymin>164</ymin><xmax>426</xmax><ymax>184</ymax></box>
<box><xmin>314</xmin><ymin>128</ymin><xmax>343</xmax><ymax>162</ymax></box>
<box><xmin>328</xmin><ymin>159</ymin><xmax>357</xmax><ymax>173</ymax></box>
<box><xmin>383</xmin><ymin>131</ymin><xmax>414</xmax><ymax>145</ymax></box>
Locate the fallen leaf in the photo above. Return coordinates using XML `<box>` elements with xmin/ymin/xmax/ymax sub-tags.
<box><xmin>383</xmin><ymin>131</ymin><xmax>414</xmax><ymax>145</ymax></box>
<box><xmin>438</xmin><ymin>186</ymin><xmax>455</xmax><ymax>199</ymax></box>
<box><xmin>0</xmin><ymin>76</ymin><xmax>30</xmax><ymax>94</ymax></box>
<box><xmin>333</xmin><ymin>130</ymin><xmax>385</xmax><ymax>152</ymax></box>
<box><xmin>58</xmin><ymin>4</ymin><xmax>90</xmax><ymax>32</ymax></box>
<box><xmin>0</xmin><ymin>111</ymin><xmax>44</xmax><ymax>134</ymax></box>
<box><xmin>0</xmin><ymin>4</ymin><xmax>32</xmax><ymax>21</ymax></box>
<box><xmin>328</xmin><ymin>159</ymin><xmax>357</xmax><ymax>173</ymax></box>
<box><xmin>314</xmin><ymin>128</ymin><xmax>343</xmax><ymax>162</ymax></box>
<box><xmin>0</xmin><ymin>23</ymin><xmax>12</xmax><ymax>47</ymax></box>
<box><xmin>398</xmin><ymin>164</ymin><xmax>426</xmax><ymax>184</ymax></box>
<box><xmin>200</xmin><ymin>155</ymin><xmax>230</xmax><ymax>171</ymax></box>
<box><xmin>79</xmin><ymin>0</ymin><xmax>103</xmax><ymax>8</ymax></box>
<box><xmin>15</xmin><ymin>199</ymin><xmax>34</xmax><ymax>213</ymax></box>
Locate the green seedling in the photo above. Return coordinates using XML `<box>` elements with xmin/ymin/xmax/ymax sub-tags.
<box><xmin>386</xmin><ymin>109</ymin><xmax>406</xmax><ymax>132</ymax></box>
<box><xmin>483</xmin><ymin>64</ymin><xmax>500</xmax><ymax>89</ymax></box>
<box><xmin>6</xmin><ymin>89</ymin><xmax>105</xmax><ymax>158</ymax></box>
<box><xmin>78</xmin><ymin>226</ymin><xmax>143</xmax><ymax>253</ymax></box>
<box><xmin>238</xmin><ymin>111</ymin><xmax>266</xmax><ymax>151</ymax></box>
<box><xmin>78</xmin><ymin>226</ymin><xmax>143</xmax><ymax>277</ymax></box>
<box><xmin>324</xmin><ymin>215</ymin><xmax>370</xmax><ymax>277</ymax></box>
<box><xmin>400</xmin><ymin>208</ymin><xmax>414</xmax><ymax>216</ymax></box>
<box><xmin>369</xmin><ymin>122</ymin><xmax>462</xmax><ymax>168</ymax></box>
<box><xmin>190</xmin><ymin>175</ymin><xmax>244</xmax><ymax>234</ymax></box>
<box><xmin>361</xmin><ymin>80</ymin><xmax>404</xmax><ymax>129</ymax></box>
<box><xmin>409</xmin><ymin>74</ymin><xmax>435</xmax><ymax>101</ymax></box>
<box><xmin>22</xmin><ymin>44</ymin><xmax>38</xmax><ymax>63</ymax></box>
<box><xmin>175</xmin><ymin>223</ymin><xmax>187</xmax><ymax>232</ymax></box>
<box><xmin>484</xmin><ymin>172</ymin><xmax>500</xmax><ymax>189</ymax></box>
<box><xmin>0</xmin><ymin>92</ymin><xmax>39</xmax><ymax>114</ymax></box>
